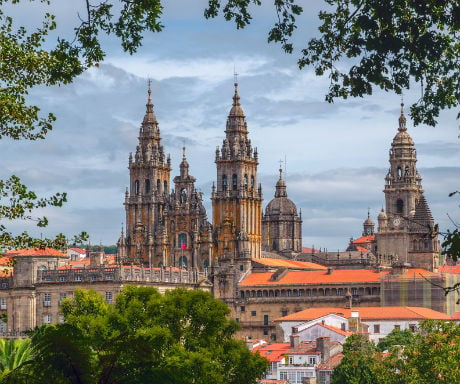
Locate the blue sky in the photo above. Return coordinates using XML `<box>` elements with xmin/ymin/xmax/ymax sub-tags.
<box><xmin>2</xmin><ymin>1</ymin><xmax>459</xmax><ymax>250</ymax></box>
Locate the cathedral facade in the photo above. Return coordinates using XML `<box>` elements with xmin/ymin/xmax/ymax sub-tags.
<box><xmin>117</xmin><ymin>82</ymin><xmax>301</xmax><ymax>269</ymax></box>
<box><xmin>117</xmin><ymin>87</ymin><xmax>213</xmax><ymax>269</ymax></box>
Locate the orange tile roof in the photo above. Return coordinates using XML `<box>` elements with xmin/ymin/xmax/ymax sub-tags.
<box><xmin>439</xmin><ymin>264</ymin><xmax>460</xmax><ymax>274</ymax></box>
<box><xmin>317</xmin><ymin>352</ymin><xmax>344</xmax><ymax>370</ymax></box>
<box><xmin>302</xmin><ymin>248</ymin><xmax>321</xmax><ymax>253</ymax></box>
<box><xmin>355</xmin><ymin>246</ymin><xmax>370</xmax><ymax>252</ymax></box>
<box><xmin>4</xmin><ymin>247</ymin><xmax>65</xmax><ymax>257</ymax></box>
<box><xmin>253</xmin><ymin>258</ymin><xmax>327</xmax><ymax>270</ymax></box>
<box><xmin>0</xmin><ymin>256</ymin><xmax>12</xmax><ymax>266</ymax></box>
<box><xmin>253</xmin><ymin>342</ymin><xmax>291</xmax><ymax>362</ymax></box>
<box><xmin>68</xmin><ymin>247</ymin><xmax>86</xmax><ymax>254</ymax></box>
<box><xmin>316</xmin><ymin>322</ymin><xmax>352</xmax><ymax>336</ymax></box>
<box><xmin>353</xmin><ymin>236</ymin><xmax>374</xmax><ymax>244</ymax></box>
<box><xmin>275</xmin><ymin>306</ymin><xmax>451</xmax><ymax>322</ymax></box>
<box><xmin>450</xmin><ymin>312</ymin><xmax>460</xmax><ymax>320</ymax></box>
<box><xmin>240</xmin><ymin>268</ymin><xmax>386</xmax><ymax>286</ymax></box>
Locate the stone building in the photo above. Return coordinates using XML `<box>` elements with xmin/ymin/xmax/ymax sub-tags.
<box><xmin>375</xmin><ymin>104</ymin><xmax>440</xmax><ymax>271</ymax></box>
<box><xmin>0</xmin><ymin>247</ymin><xmax>210</xmax><ymax>334</ymax></box>
<box><xmin>211</xmin><ymin>82</ymin><xmax>263</xmax><ymax>261</ymax></box>
<box><xmin>262</xmin><ymin>168</ymin><xmax>303</xmax><ymax>258</ymax></box>
<box><xmin>117</xmin><ymin>86</ymin><xmax>212</xmax><ymax>269</ymax></box>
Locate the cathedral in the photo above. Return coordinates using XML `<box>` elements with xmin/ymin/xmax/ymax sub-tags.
<box><xmin>117</xmin><ymin>83</ymin><xmax>440</xmax><ymax>273</ymax></box>
<box><xmin>117</xmin><ymin>82</ymin><xmax>300</xmax><ymax>269</ymax></box>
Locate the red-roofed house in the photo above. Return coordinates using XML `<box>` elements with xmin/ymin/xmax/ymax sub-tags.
<box><xmin>276</xmin><ymin>306</ymin><xmax>451</xmax><ymax>343</ymax></box>
<box><xmin>253</xmin><ymin>336</ymin><xmax>343</xmax><ymax>384</ymax></box>
<box><xmin>68</xmin><ymin>247</ymin><xmax>87</xmax><ymax>261</ymax></box>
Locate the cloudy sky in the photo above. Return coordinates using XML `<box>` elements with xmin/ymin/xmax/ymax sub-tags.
<box><xmin>2</xmin><ymin>1</ymin><xmax>459</xmax><ymax>251</ymax></box>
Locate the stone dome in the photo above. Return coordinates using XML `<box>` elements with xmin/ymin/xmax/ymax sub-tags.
<box><xmin>265</xmin><ymin>195</ymin><xmax>298</xmax><ymax>216</ymax></box>
<box><xmin>378</xmin><ymin>209</ymin><xmax>387</xmax><ymax>220</ymax></box>
<box><xmin>265</xmin><ymin>168</ymin><xmax>298</xmax><ymax>216</ymax></box>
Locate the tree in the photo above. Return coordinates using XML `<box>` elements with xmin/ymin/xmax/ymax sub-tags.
<box><xmin>331</xmin><ymin>334</ymin><xmax>383</xmax><ymax>384</ymax></box>
<box><xmin>386</xmin><ymin>320</ymin><xmax>460</xmax><ymax>384</ymax></box>
<box><xmin>0</xmin><ymin>339</ymin><xmax>32</xmax><ymax>380</ymax></box>
<box><xmin>1</xmin><ymin>287</ymin><xmax>268</xmax><ymax>384</ymax></box>
<box><xmin>376</xmin><ymin>328</ymin><xmax>415</xmax><ymax>352</ymax></box>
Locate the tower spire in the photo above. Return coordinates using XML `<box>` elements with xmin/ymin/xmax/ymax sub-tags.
<box><xmin>398</xmin><ymin>102</ymin><xmax>407</xmax><ymax>131</ymax></box>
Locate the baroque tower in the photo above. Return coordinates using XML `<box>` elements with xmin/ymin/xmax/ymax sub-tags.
<box><xmin>211</xmin><ymin>82</ymin><xmax>263</xmax><ymax>261</ymax></box>
<box><xmin>375</xmin><ymin>104</ymin><xmax>440</xmax><ymax>271</ymax></box>
<box><xmin>119</xmin><ymin>86</ymin><xmax>172</xmax><ymax>266</ymax></box>
<box><xmin>262</xmin><ymin>168</ymin><xmax>302</xmax><ymax>257</ymax></box>
<box><xmin>166</xmin><ymin>148</ymin><xmax>212</xmax><ymax>269</ymax></box>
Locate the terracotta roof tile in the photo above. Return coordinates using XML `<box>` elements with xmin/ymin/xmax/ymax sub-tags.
<box><xmin>240</xmin><ymin>268</ymin><xmax>386</xmax><ymax>286</ymax></box>
<box><xmin>439</xmin><ymin>264</ymin><xmax>460</xmax><ymax>274</ymax></box>
<box><xmin>68</xmin><ymin>247</ymin><xmax>86</xmax><ymax>254</ymax></box>
<box><xmin>275</xmin><ymin>306</ymin><xmax>451</xmax><ymax>322</ymax></box>
<box><xmin>317</xmin><ymin>353</ymin><xmax>344</xmax><ymax>370</ymax></box>
<box><xmin>352</xmin><ymin>236</ymin><xmax>375</xmax><ymax>244</ymax></box>
<box><xmin>316</xmin><ymin>322</ymin><xmax>353</xmax><ymax>336</ymax></box>
<box><xmin>4</xmin><ymin>247</ymin><xmax>65</xmax><ymax>257</ymax></box>
<box><xmin>253</xmin><ymin>258</ymin><xmax>327</xmax><ymax>270</ymax></box>
<box><xmin>253</xmin><ymin>343</ymin><xmax>291</xmax><ymax>362</ymax></box>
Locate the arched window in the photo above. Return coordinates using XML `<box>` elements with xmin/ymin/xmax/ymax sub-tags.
<box><xmin>180</xmin><ymin>188</ymin><xmax>187</xmax><ymax>204</ymax></box>
<box><xmin>134</xmin><ymin>180</ymin><xmax>140</xmax><ymax>195</ymax></box>
<box><xmin>251</xmin><ymin>175</ymin><xmax>255</xmax><ymax>188</ymax></box>
<box><xmin>157</xmin><ymin>179</ymin><xmax>161</xmax><ymax>193</ymax></box>
<box><xmin>178</xmin><ymin>233</ymin><xmax>187</xmax><ymax>249</ymax></box>
<box><xmin>222</xmin><ymin>175</ymin><xmax>227</xmax><ymax>190</ymax></box>
<box><xmin>396</xmin><ymin>199</ymin><xmax>404</xmax><ymax>214</ymax></box>
<box><xmin>145</xmin><ymin>179</ymin><xmax>150</xmax><ymax>194</ymax></box>
<box><xmin>232</xmin><ymin>174</ymin><xmax>238</xmax><ymax>190</ymax></box>
<box><xmin>397</xmin><ymin>167</ymin><xmax>402</xmax><ymax>179</ymax></box>
<box><xmin>179</xmin><ymin>256</ymin><xmax>188</xmax><ymax>270</ymax></box>
<box><xmin>164</xmin><ymin>181</ymin><xmax>168</xmax><ymax>193</ymax></box>
<box><xmin>404</xmin><ymin>166</ymin><xmax>410</xmax><ymax>176</ymax></box>
<box><xmin>244</xmin><ymin>174</ymin><xmax>248</xmax><ymax>189</ymax></box>
<box><xmin>204</xmin><ymin>259</ymin><xmax>209</xmax><ymax>269</ymax></box>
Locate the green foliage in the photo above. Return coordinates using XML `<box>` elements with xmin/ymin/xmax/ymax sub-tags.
<box><xmin>206</xmin><ymin>0</ymin><xmax>460</xmax><ymax>126</ymax></box>
<box><xmin>389</xmin><ymin>320</ymin><xmax>460</xmax><ymax>384</ymax></box>
<box><xmin>333</xmin><ymin>321</ymin><xmax>460</xmax><ymax>384</ymax></box>
<box><xmin>2</xmin><ymin>287</ymin><xmax>268</xmax><ymax>384</ymax></box>
<box><xmin>376</xmin><ymin>328</ymin><xmax>415</xmax><ymax>352</ymax></box>
<box><xmin>0</xmin><ymin>339</ymin><xmax>32</xmax><ymax>379</ymax></box>
<box><xmin>331</xmin><ymin>334</ymin><xmax>382</xmax><ymax>384</ymax></box>
<box><xmin>0</xmin><ymin>175</ymin><xmax>89</xmax><ymax>252</ymax></box>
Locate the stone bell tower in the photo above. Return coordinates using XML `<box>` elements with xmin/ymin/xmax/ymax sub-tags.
<box><xmin>211</xmin><ymin>82</ymin><xmax>263</xmax><ymax>262</ymax></box>
<box><xmin>375</xmin><ymin>104</ymin><xmax>440</xmax><ymax>271</ymax></box>
<box><xmin>120</xmin><ymin>85</ymin><xmax>171</xmax><ymax>265</ymax></box>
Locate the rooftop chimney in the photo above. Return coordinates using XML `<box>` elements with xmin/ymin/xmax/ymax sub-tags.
<box><xmin>316</xmin><ymin>337</ymin><xmax>331</xmax><ymax>362</ymax></box>
<box><xmin>290</xmin><ymin>334</ymin><xmax>300</xmax><ymax>348</ymax></box>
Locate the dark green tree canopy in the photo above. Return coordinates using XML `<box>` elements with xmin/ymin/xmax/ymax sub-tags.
<box><xmin>1</xmin><ymin>287</ymin><xmax>268</xmax><ymax>384</ymax></box>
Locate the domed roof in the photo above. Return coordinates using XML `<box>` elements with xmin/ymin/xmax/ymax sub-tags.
<box><xmin>392</xmin><ymin>103</ymin><xmax>414</xmax><ymax>146</ymax></box>
<box><xmin>265</xmin><ymin>168</ymin><xmax>298</xmax><ymax>216</ymax></box>
<box><xmin>265</xmin><ymin>195</ymin><xmax>298</xmax><ymax>216</ymax></box>
<box><xmin>229</xmin><ymin>82</ymin><xmax>245</xmax><ymax>117</ymax></box>
<box><xmin>378</xmin><ymin>208</ymin><xmax>387</xmax><ymax>220</ymax></box>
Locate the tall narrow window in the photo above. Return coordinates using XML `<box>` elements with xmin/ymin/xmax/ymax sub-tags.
<box><xmin>232</xmin><ymin>174</ymin><xmax>238</xmax><ymax>190</ymax></box>
<box><xmin>251</xmin><ymin>175</ymin><xmax>255</xmax><ymax>188</ymax></box>
<box><xmin>396</xmin><ymin>199</ymin><xmax>404</xmax><ymax>214</ymax></box>
<box><xmin>134</xmin><ymin>180</ymin><xmax>140</xmax><ymax>195</ymax></box>
<box><xmin>244</xmin><ymin>174</ymin><xmax>248</xmax><ymax>188</ymax></box>
<box><xmin>164</xmin><ymin>181</ymin><xmax>168</xmax><ymax>193</ymax></box>
<box><xmin>157</xmin><ymin>179</ymin><xmax>161</xmax><ymax>193</ymax></box>
<box><xmin>222</xmin><ymin>175</ymin><xmax>227</xmax><ymax>190</ymax></box>
<box><xmin>178</xmin><ymin>233</ymin><xmax>187</xmax><ymax>249</ymax></box>
<box><xmin>397</xmin><ymin>167</ymin><xmax>402</xmax><ymax>179</ymax></box>
<box><xmin>145</xmin><ymin>179</ymin><xmax>150</xmax><ymax>194</ymax></box>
